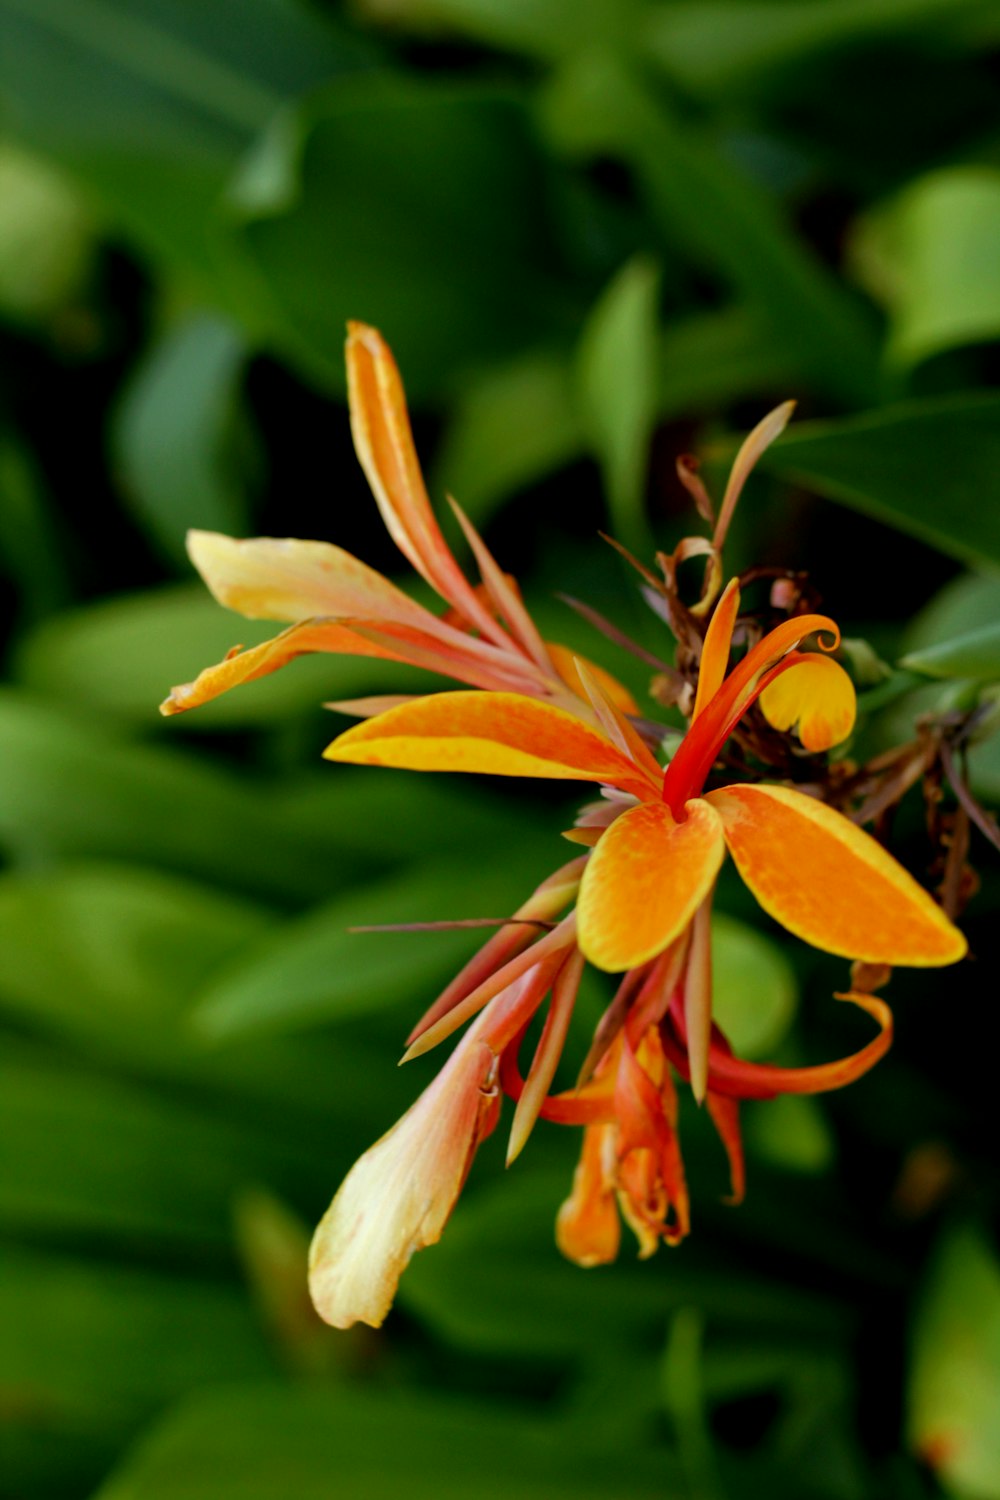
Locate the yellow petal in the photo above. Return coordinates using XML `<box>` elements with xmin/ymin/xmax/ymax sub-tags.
<box><xmin>758</xmin><ymin>655</ymin><xmax>856</xmax><ymax>751</ymax></box>
<box><xmin>708</xmin><ymin>783</ymin><xmax>967</xmax><ymax>966</ymax></box>
<box><xmin>577</xmin><ymin>799</ymin><xmax>726</xmax><ymax>972</ymax></box>
<box><xmin>325</xmin><ymin>691</ymin><xmax>660</xmax><ymax>799</ymax></box>
<box><xmin>187</xmin><ymin>530</ymin><xmax>427</xmax><ymax>627</ymax></box>
<box><xmin>309</xmin><ymin>1030</ymin><xmax>498</xmax><ymax>1329</ymax></box>
<box><xmin>160</xmin><ymin>619</ymin><xmax>398</xmax><ymax>716</ymax></box>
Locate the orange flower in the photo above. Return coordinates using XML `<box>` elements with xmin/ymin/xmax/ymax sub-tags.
<box><xmin>163</xmin><ymin>323</ymin><xmax>967</xmax><ymax>1329</ymax></box>
<box><xmin>160</xmin><ymin>323</ymin><xmax>633</xmax><ymax>724</ymax></box>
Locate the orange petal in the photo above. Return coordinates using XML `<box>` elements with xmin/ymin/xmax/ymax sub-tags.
<box><xmin>187</xmin><ymin>530</ymin><xmax>430</xmax><ymax>628</ymax></box>
<box><xmin>692</xmin><ymin>578</ymin><xmax>740</xmax><ymax>721</ymax></box>
<box><xmin>324</xmin><ymin>691</ymin><xmax>659</xmax><ymax>799</ymax></box>
<box><xmin>159</xmin><ymin>619</ymin><xmax>400</xmax><ymax>716</ymax></box>
<box><xmin>507</xmin><ymin>949</ymin><xmax>584</xmax><ymax>1165</ymax></box>
<box><xmin>713</xmin><ymin>400</ymin><xmax>796</xmax><ymax>550</ymax></box>
<box><xmin>577</xmin><ymin>799</ymin><xmax>726</xmax><ymax>972</ymax></box>
<box><xmin>346</xmin><ymin>323</ymin><xmax>505</xmax><ymax>642</ymax></box>
<box><xmin>708</xmin><ymin>783</ymin><xmax>967</xmax><ymax>966</ymax></box>
<box><xmin>759</xmin><ymin>654</ymin><xmax>856</xmax><ymax>751</ymax></box>
<box><xmin>556</xmin><ymin>1124</ymin><xmax>621</xmax><ymax>1267</ymax></box>
<box><xmin>663</xmin><ymin>990</ymin><xmax>894</xmax><ymax>1100</ymax></box>
<box><xmin>547</xmin><ymin>642</ymin><xmax>640</xmax><ymax>715</ymax></box>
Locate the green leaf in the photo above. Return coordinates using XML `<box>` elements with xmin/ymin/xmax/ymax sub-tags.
<box><xmin>712</xmin><ymin>913</ymin><xmax>798</xmax><ymax>1059</ymax></box>
<box><xmin>13</xmin><ymin>582</ymin><xmax>423</xmax><ymax>730</ymax></box>
<box><xmin>903</xmin><ymin>573</ymin><xmax>1000</xmax><ymax>657</ymax></box>
<box><xmin>234</xmin><ymin>77</ymin><xmax>575</xmax><ymax>395</ymax></box>
<box><xmin>0</xmin><ymin>428</ymin><xmax>72</xmax><ymax>622</ymax></box>
<box><xmin>543</xmin><ymin>54</ymin><xmax>881</xmax><ymax>406</ymax></box>
<box><xmin>0</xmin><ymin>687</ymin><xmax>367</xmax><ymax>902</ymax></box>
<box><xmin>112</xmin><ymin>315</ymin><xmax>257</xmax><ymax>564</ymax></box>
<box><xmin>360</xmin><ymin>0</ymin><xmax>635</xmax><ymax>63</ymax></box>
<box><xmin>746</xmin><ymin>1095</ymin><xmax>836</xmax><ymax>1175</ymax></box>
<box><xmin>658</xmin><ymin>304</ymin><xmax>806</xmax><ymax>417</ymax></box>
<box><xmin>400</xmin><ymin>1166</ymin><xmax>844</xmax><ymax>1357</ymax></box>
<box><xmin>757</xmin><ymin>393</ymin><xmax>1000</xmax><ymax>569</ymax></box>
<box><xmin>853</xmin><ymin>166</ymin><xmax>1000</xmax><ymax>371</ymax></box>
<box><xmin>193</xmin><ymin>845</ymin><xmax>561</xmax><ymax>1040</ymax></box>
<box><xmin>908</xmin><ymin>1225</ymin><xmax>1000</xmax><ymax>1500</ymax></box>
<box><xmin>900</xmin><ymin>622</ymin><xmax>1000</xmax><ymax>680</ymax></box>
<box><xmin>641</xmin><ymin>0</ymin><xmax>994</xmax><ymax>101</ymax></box>
<box><xmin>0</xmin><ymin>1039</ymin><xmax>321</xmax><ymax>1248</ymax></box>
<box><xmin>0</xmin><ymin>0</ymin><xmax>373</xmax><ymax>300</ymax></box>
<box><xmin>433</xmin><ymin>346</ymin><xmax>584</xmax><ymax>526</ymax></box>
<box><xmin>0</xmin><ymin>139</ymin><xmax>95</xmax><ymax>325</ymax></box>
<box><xmin>92</xmin><ymin>1383</ymin><xmax>678</xmax><ymax>1500</ymax></box>
<box><xmin>0</xmin><ymin>1243</ymin><xmax>273</xmax><ymax>1422</ymax></box>
<box><xmin>577</xmin><ymin>256</ymin><xmax>661</xmax><ymax>557</ymax></box>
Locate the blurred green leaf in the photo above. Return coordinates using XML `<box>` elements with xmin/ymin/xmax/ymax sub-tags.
<box><xmin>712</xmin><ymin>913</ymin><xmax>798</xmax><ymax>1060</ymax></box>
<box><xmin>0</xmin><ymin>1243</ymin><xmax>273</xmax><ymax>1422</ymax></box>
<box><xmin>0</xmin><ymin>430</ymin><xmax>72</xmax><ymax>622</ymax></box>
<box><xmin>758</xmin><ymin>394</ymin><xmax>1000</xmax><ymax>568</ymax></box>
<box><xmin>641</xmin><ymin>0</ymin><xmax>994</xmax><ymax>101</ymax></box>
<box><xmin>903</xmin><ymin>573</ymin><xmax>1000</xmax><ymax>656</ymax></box>
<box><xmin>400</xmin><ymin>1166</ymin><xmax>844</xmax><ymax>1357</ymax></box>
<box><xmin>0</xmin><ymin>139</ymin><xmax>95</xmax><ymax>325</ymax></box>
<box><xmin>361</xmin><ymin>0</ymin><xmax>635</xmax><ymax>62</ymax></box>
<box><xmin>659</xmin><ymin>304</ymin><xmax>805</xmax><ymax>417</ymax></box>
<box><xmin>0</xmin><ymin>687</ymin><xmax>367</xmax><ymax>901</ymax></box>
<box><xmin>233</xmin><ymin>1187</ymin><xmax>348</xmax><ymax>1378</ymax></box>
<box><xmin>0</xmin><ymin>1039</ymin><xmax>320</xmax><ymax>1248</ymax></box>
<box><xmin>543</xmin><ymin>55</ymin><xmax>881</xmax><ymax>406</ymax></box>
<box><xmin>853</xmin><ymin>166</ymin><xmax>1000</xmax><ymax>371</ymax></box>
<box><xmin>92</xmin><ymin>1383</ymin><xmax>677</xmax><ymax>1500</ymax></box>
<box><xmin>112</xmin><ymin>315</ymin><xmax>257</xmax><ymax>564</ymax></box>
<box><xmin>193</xmin><ymin>846</ymin><xmax>560</xmax><ymax>1040</ymax></box>
<box><xmin>434</xmin><ymin>347</ymin><xmax>584</xmax><ymax>524</ymax></box>
<box><xmin>577</xmin><ymin>256</ymin><xmax>660</xmax><ymax>557</ymax></box>
<box><xmin>0</xmin><ymin>0</ymin><xmax>374</xmax><ymax>302</ymax></box>
<box><xmin>234</xmin><ymin>78</ymin><xmax>575</xmax><ymax>394</ymax></box>
<box><xmin>900</xmin><ymin>622</ymin><xmax>1000</xmax><ymax>680</ymax></box>
<box><xmin>908</xmin><ymin>1225</ymin><xmax>1000</xmax><ymax>1500</ymax></box>
<box><xmin>746</xmin><ymin>1095</ymin><xmax>836</xmax><ymax>1175</ymax></box>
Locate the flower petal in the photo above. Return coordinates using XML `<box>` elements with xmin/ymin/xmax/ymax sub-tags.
<box><xmin>758</xmin><ymin>654</ymin><xmax>856</xmax><ymax>751</ymax></box>
<box><xmin>556</xmin><ymin>1124</ymin><xmax>621</xmax><ymax>1267</ymax></box>
<box><xmin>346</xmin><ymin>323</ymin><xmax>505</xmax><ymax>643</ymax></box>
<box><xmin>308</xmin><ymin>1028</ymin><xmax>499</xmax><ymax>1329</ymax></box>
<box><xmin>546</xmin><ymin>642</ymin><xmax>639</xmax><ymax>715</ymax></box>
<box><xmin>708</xmin><ymin>782</ymin><xmax>967</xmax><ymax>966</ymax></box>
<box><xmin>187</xmin><ymin>530</ymin><xmax>429</xmax><ymax>628</ymax></box>
<box><xmin>692</xmin><ymin>578</ymin><xmax>740</xmax><ymax>721</ymax></box>
<box><xmin>160</xmin><ymin>619</ymin><xmax>399</xmax><ymax>716</ymax></box>
<box><xmin>324</xmin><ymin>691</ymin><xmax>660</xmax><ymax>798</ymax></box>
<box><xmin>577</xmin><ymin>799</ymin><xmax>726</xmax><ymax>972</ymax></box>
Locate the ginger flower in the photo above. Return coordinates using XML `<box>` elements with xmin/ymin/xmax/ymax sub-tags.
<box><xmin>162</xmin><ymin>323</ymin><xmax>967</xmax><ymax>1330</ymax></box>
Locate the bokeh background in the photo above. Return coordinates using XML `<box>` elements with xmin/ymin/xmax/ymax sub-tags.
<box><xmin>2</xmin><ymin>3</ymin><xmax>1000</xmax><ymax>1498</ymax></box>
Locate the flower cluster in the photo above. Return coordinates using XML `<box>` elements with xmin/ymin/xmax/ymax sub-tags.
<box><xmin>163</xmin><ymin>323</ymin><xmax>965</xmax><ymax>1330</ymax></box>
